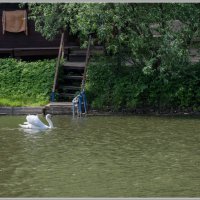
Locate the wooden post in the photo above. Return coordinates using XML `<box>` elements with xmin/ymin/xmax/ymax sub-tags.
<box><xmin>51</xmin><ymin>32</ymin><xmax>65</xmax><ymax>102</ymax></box>
<box><xmin>2</xmin><ymin>11</ymin><xmax>5</xmax><ymax>35</ymax></box>
<box><xmin>25</xmin><ymin>10</ymin><xmax>28</xmax><ymax>36</ymax></box>
<box><xmin>81</xmin><ymin>34</ymin><xmax>92</xmax><ymax>91</ymax></box>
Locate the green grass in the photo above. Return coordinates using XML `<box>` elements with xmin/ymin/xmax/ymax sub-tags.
<box><xmin>0</xmin><ymin>97</ymin><xmax>49</xmax><ymax>107</ymax></box>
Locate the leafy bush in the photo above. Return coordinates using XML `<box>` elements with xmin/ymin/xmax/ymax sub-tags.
<box><xmin>86</xmin><ymin>55</ymin><xmax>200</xmax><ymax>112</ymax></box>
<box><xmin>0</xmin><ymin>58</ymin><xmax>55</xmax><ymax>106</ymax></box>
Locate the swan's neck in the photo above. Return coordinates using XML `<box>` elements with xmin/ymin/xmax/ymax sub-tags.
<box><xmin>46</xmin><ymin>115</ymin><xmax>54</xmax><ymax>128</ymax></box>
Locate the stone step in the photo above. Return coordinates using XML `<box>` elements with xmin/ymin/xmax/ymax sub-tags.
<box><xmin>60</xmin><ymin>85</ymin><xmax>81</xmax><ymax>91</ymax></box>
<box><xmin>46</xmin><ymin>102</ymin><xmax>73</xmax><ymax>107</ymax></box>
<box><xmin>68</xmin><ymin>54</ymin><xmax>86</xmax><ymax>62</ymax></box>
<box><xmin>63</xmin><ymin>61</ymin><xmax>85</xmax><ymax>67</ymax></box>
<box><xmin>44</xmin><ymin>102</ymin><xmax>73</xmax><ymax>115</ymax></box>
<box><xmin>67</xmin><ymin>45</ymin><xmax>103</xmax><ymax>55</ymax></box>
<box><xmin>64</xmin><ymin>75</ymin><xmax>83</xmax><ymax>80</ymax></box>
<box><xmin>57</xmin><ymin>93</ymin><xmax>75</xmax><ymax>102</ymax></box>
<box><xmin>62</xmin><ymin>62</ymin><xmax>85</xmax><ymax>71</ymax></box>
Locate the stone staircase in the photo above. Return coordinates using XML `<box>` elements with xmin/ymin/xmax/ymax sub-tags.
<box><xmin>44</xmin><ymin>45</ymin><xmax>103</xmax><ymax>115</ymax></box>
<box><xmin>56</xmin><ymin>46</ymin><xmax>103</xmax><ymax>102</ymax></box>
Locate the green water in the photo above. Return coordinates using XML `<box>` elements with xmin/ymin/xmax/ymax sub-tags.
<box><xmin>0</xmin><ymin>115</ymin><xmax>200</xmax><ymax>197</ymax></box>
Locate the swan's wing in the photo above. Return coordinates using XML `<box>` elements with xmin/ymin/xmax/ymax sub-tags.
<box><xmin>19</xmin><ymin>124</ymin><xmax>30</xmax><ymax>128</ymax></box>
<box><xmin>19</xmin><ymin>123</ymin><xmax>43</xmax><ymax>129</ymax></box>
<box><xmin>19</xmin><ymin>123</ymin><xmax>33</xmax><ymax>129</ymax></box>
<box><xmin>26</xmin><ymin>115</ymin><xmax>47</xmax><ymax>128</ymax></box>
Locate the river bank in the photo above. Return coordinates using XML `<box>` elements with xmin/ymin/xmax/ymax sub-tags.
<box><xmin>0</xmin><ymin>105</ymin><xmax>72</xmax><ymax>115</ymax></box>
<box><xmin>0</xmin><ymin>106</ymin><xmax>44</xmax><ymax>115</ymax></box>
<box><xmin>1</xmin><ymin>105</ymin><xmax>200</xmax><ymax>117</ymax></box>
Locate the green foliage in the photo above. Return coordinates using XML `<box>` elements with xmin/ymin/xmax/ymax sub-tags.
<box><xmin>86</xmin><ymin>56</ymin><xmax>200</xmax><ymax>112</ymax></box>
<box><xmin>28</xmin><ymin>4</ymin><xmax>200</xmax><ymax>58</ymax></box>
<box><xmin>0</xmin><ymin>58</ymin><xmax>55</xmax><ymax>106</ymax></box>
<box><xmin>27</xmin><ymin>3</ymin><xmax>200</xmax><ymax>112</ymax></box>
<box><xmin>27</xmin><ymin>3</ymin><xmax>80</xmax><ymax>40</ymax></box>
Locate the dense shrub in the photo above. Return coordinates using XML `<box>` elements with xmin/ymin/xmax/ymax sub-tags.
<box><xmin>1</xmin><ymin>56</ymin><xmax>200</xmax><ymax>112</ymax></box>
<box><xmin>86</xmin><ymin>56</ymin><xmax>200</xmax><ymax>112</ymax></box>
<box><xmin>0</xmin><ymin>58</ymin><xmax>55</xmax><ymax>106</ymax></box>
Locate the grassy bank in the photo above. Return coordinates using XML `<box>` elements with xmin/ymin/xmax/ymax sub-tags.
<box><xmin>0</xmin><ymin>58</ymin><xmax>55</xmax><ymax>106</ymax></box>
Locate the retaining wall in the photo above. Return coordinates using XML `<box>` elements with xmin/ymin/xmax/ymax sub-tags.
<box><xmin>0</xmin><ymin>106</ymin><xmax>43</xmax><ymax>115</ymax></box>
<box><xmin>0</xmin><ymin>106</ymin><xmax>72</xmax><ymax>115</ymax></box>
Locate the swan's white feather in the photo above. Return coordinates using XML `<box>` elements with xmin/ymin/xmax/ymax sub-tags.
<box><xmin>26</xmin><ymin>115</ymin><xmax>48</xmax><ymax>129</ymax></box>
<box><xmin>19</xmin><ymin>123</ymin><xmax>38</xmax><ymax>129</ymax></box>
<box><xmin>19</xmin><ymin>114</ymin><xmax>53</xmax><ymax>130</ymax></box>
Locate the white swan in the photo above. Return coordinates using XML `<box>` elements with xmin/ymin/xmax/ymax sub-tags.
<box><xmin>19</xmin><ymin>114</ymin><xmax>54</xmax><ymax>129</ymax></box>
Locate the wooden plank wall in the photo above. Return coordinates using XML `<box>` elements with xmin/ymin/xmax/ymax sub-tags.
<box><xmin>0</xmin><ymin>3</ymin><xmax>77</xmax><ymax>49</ymax></box>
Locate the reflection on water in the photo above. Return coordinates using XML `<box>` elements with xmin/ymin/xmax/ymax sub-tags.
<box><xmin>20</xmin><ymin>128</ymin><xmax>54</xmax><ymax>134</ymax></box>
<box><xmin>0</xmin><ymin>115</ymin><xmax>200</xmax><ymax>197</ymax></box>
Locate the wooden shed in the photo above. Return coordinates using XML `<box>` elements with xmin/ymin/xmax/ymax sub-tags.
<box><xmin>0</xmin><ymin>3</ymin><xmax>77</xmax><ymax>60</ymax></box>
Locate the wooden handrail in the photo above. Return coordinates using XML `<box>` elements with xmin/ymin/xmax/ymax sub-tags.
<box><xmin>51</xmin><ymin>32</ymin><xmax>64</xmax><ymax>102</ymax></box>
<box><xmin>81</xmin><ymin>34</ymin><xmax>92</xmax><ymax>91</ymax></box>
